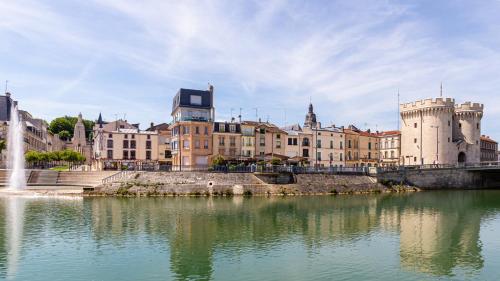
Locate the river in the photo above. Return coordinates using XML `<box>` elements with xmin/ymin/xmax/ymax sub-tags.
<box><xmin>0</xmin><ymin>191</ymin><xmax>499</xmax><ymax>280</ymax></box>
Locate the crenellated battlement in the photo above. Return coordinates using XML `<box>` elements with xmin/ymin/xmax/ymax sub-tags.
<box><xmin>455</xmin><ymin>102</ymin><xmax>484</xmax><ymax>112</ymax></box>
<box><xmin>400</xmin><ymin>97</ymin><xmax>455</xmax><ymax>112</ymax></box>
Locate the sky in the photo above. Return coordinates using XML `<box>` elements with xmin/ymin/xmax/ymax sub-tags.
<box><xmin>1</xmin><ymin>0</ymin><xmax>500</xmax><ymax>140</ymax></box>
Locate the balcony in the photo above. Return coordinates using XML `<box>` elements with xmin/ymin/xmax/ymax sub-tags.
<box><xmin>179</xmin><ymin>116</ymin><xmax>209</xmax><ymax>122</ymax></box>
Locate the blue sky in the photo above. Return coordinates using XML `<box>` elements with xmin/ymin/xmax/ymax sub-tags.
<box><xmin>1</xmin><ymin>0</ymin><xmax>500</xmax><ymax>140</ymax></box>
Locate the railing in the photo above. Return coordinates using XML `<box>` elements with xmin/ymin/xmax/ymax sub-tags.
<box><xmin>102</xmin><ymin>171</ymin><xmax>136</xmax><ymax>184</ymax></box>
<box><xmin>378</xmin><ymin>161</ymin><xmax>500</xmax><ymax>173</ymax></box>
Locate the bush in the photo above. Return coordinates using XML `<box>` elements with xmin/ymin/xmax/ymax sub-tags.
<box><xmin>212</xmin><ymin>155</ymin><xmax>226</xmax><ymax>166</ymax></box>
<box><xmin>270</xmin><ymin>158</ymin><xmax>282</xmax><ymax>165</ymax></box>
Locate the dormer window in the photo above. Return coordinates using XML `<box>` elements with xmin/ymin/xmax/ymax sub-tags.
<box><xmin>190</xmin><ymin>95</ymin><xmax>202</xmax><ymax>105</ymax></box>
<box><xmin>229</xmin><ymin>124</ymin><xmax>236</xmax><ymax>133</ymax></box>
<box><xmin>219</xmin><ymin>124</ymin><xmax>225</xmax><ymax>132</ymax></box>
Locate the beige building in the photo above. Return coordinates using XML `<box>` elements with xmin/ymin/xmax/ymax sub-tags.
<box><xmin>93</xmin><ymin>118</ymin><xmax>159</xmax><ymax>170</ymax></box>
<box><xmin>400</xmin><ymin>98</ymin><xmax>483</xmax><ymax>165</ymax></box>
<box><xmin>378</xmin><ymin>131</ymin><xmax>401</xmax><ymax>167</ymax></box>
<box><xmin>147</xmin><ymin>123</ymin><xmax>172</xmax><ymax>166</ymax></box>
<box><xmin>304</xmin><ymin>126</ymin><xmax>345</xmax><ymax>167</ymax></box>
<box><xmin>343</xmin><ymin>125</ymin><xmax>380</xmax><ymax>167</ymax></box>
<box><xmin>211</xmin><ymin>122</ymin><xmax>242</xmax><ymax>161</ymax></box>
<box><xmin>170</xmin><ymin>86</ymin><xmax>215</xmax><ymax>168</ymax></box>
<box><xmin>254</xmin><ymin>122</ymin><xmax>286</xmax><ymax>161</ymax></box>
<box><xmin>344</xmin><ymin>127</ymin><xmax>360</xmax><ymax>167</ymax></box>
<box><xmin>240</xmin><ymin>122</ymin><xmax>257</xmax><ymax>160</ymax></box>
<box><xmin>284</xmin><ymin>124</ymin><xmax>313</xmax><ymax>164</ymax></box>
<box><xmin>480</xmin><ymin>135</ymin><xmax>498</xmax><ymax>162</ymax></box>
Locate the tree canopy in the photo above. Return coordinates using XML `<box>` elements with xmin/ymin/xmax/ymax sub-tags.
<box><xmin>25</xmin><ymin>150</ymin><xmax>86</xmax><ymax>163</ymax></box>
<box><xmin>48</xmin><ymin>116</ymin><xmax>95</xmax><ymax>139</ymax></box>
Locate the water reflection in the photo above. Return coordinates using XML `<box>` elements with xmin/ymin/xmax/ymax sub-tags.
<box><xmin>0</xmin><ymin>191</ymin><xmax>499</xmax><ymax>280</ymax></box>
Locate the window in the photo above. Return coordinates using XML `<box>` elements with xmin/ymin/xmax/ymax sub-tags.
<box><xmin>288</xmin><ymin>138</ymin><xmax>293</xmax><ymax>145</ymax></box>
<box><xmin>195</xmin><ymin>126</ymin><xmax>200</xmax><ymax>134</ymax></box>
<box><xmin>459</xmin><ymin>123</ymin><xmax>462</xmax><ymax>128</ymax></box>
<box><xmin>146</xmin><ymin>140</ymin><xmax>152</xmax><ymax>149</ymax></box>
<box><xmin>107</xmin><ymin>150</ymin><xmax>113</xmax><ymax>159</ymax></box>
<box><xmin>414</xmin><ymin>138</ymin><xmax>417</xmax><ymax>144</ymax></box>
<box><xmin>303</xmin><ymin>149</ymin><xmax>309</xmax><ymax>157</ymax></box>
<box><xmin>219</xmin><ymin>124</ymin><xmax>225</xmax><ymax>132</ymax></box>
<box><xmin>108</xmin><ymin>133</ymin><xmax>113</xmax><ymax>138</ymax></box>
<box><xmin>260</xmin><ymin>136</ymin><xmax>265</xmax><ymax>146</ymax></box>
<box><xmin>276</xmin><ymin>140</ymin><xmax>281</xmax><ymax>149</ymax></box>
<box><xmin>229</xmin><ymin>124</ymin><xmax>236</xmax><ymax>133</ymax></box>
<box><xmin>183</xmin><ymin>140</ymin><xmax>190</xmax><ymax>149</ymax></box>
<box><xmin>348</xmin><ymin>151</ymin><xmax>352</xmax><ymax>160</ymax></box>
<box><xmin>414</xmin><ymin>123</ymin><xmax>417</xmax><ymax>128</ymax></box>
<box><xmin>340</xmin><ymin>153</ymin><xmax>343</xmax><ymax>161</ymax></box>
<box><xmin>130</xmin><ymin>150</ymin><xmax>136</xmax><ymax>160</ymax></box>
<box><xmin>183</xmin><ymin>126</ymin><xmax>190</xmax><ymax>134</ymax></box>
<box><xmin>317</xmin><ymin>140</ymin><xmax>321</xmax><ymax>148</ymax></box>
<box><xmin>146</xmin><ymin>151</ymin><xmax>151</xmax><ymax>160</ymax></box>
<box><xmin>448</xmin><ymin>137</ymin><xmax>451</xmax><ymax>143</ymax></box>
<box><xmin>276</xmin><ymin>134</ymin><xmax>281</xmax><ymax>139</ymax></box>
<box><xmin>123</xmin><ymin>150</ymin><xmax>128</xmax><ymax>160</ymax></box>
<box><xmin>195</xmin><ymin>140</ymin><xmax>200</xmax><ymax>149</ymax></box>
<box><xmin>123</xmin><ymin>140</ymin><xmax>129</xmax><ymax>149</ymax></box>
<box><xmin>302</xmin><ymin>138</ymin><xmax>310</xmax><ymax>147</ymax></box>
<box><xmin>293</xmin><ymin>138</ymin><xmax>298</xmax><ymax>145</ymax></box>
<box><xmin>448</xmin><ymin>120</ymin><xmax>451</xmax><ymax>127</ymax></box>
<box><xmin>368</xmin><ymin>152</ymin><xmax>372</xmax><ymax>159</ymax></box>
<box><xmin>204</xmin><ymin>126</ymin><xmax>208</xmax><ymax>135</ymax></box>
<box><xmin>391</xmin><ymin>151</ymin><xmax>394</xmax><ymax>158</ymax></box>
<box><xmin>384</xmin><ymin>151</ymin><xmax>388</xmax><ymax>159</ymax></box>
<box><xmin>414</xmin><ymin>157</ymin><xmax>417</xmax><ymax>162</ymax></box>
<box><xmin>368</xmin><ymin>142</ymin><xmax>372</xmax><ymax>150</ymax></box>
<box><xmin>259</xmin><ymin>128</ymin><xmax>265</xmax><ymax>134</ymax></box>
<box><xmin>147</xmin><ymin>135</ymin><xmax>151</xmax><ymax>140</ymax></box>
<box><xmin>132</xmin><ymin>134</ymin><xmax>135</xmax><ymax>139</ymax></box>
<box><xmin>340</xmin><ymin>141</ymin><xmax>343</xmax><ymax>149</ymax></box>
<box><xmin>230</xmin><ymin>137</ymin><xmax>236</xmax><ymax>147</ymax></box>
<box><xmin>317</xmin><ymin>152</ymin><xmax>322</xmax><ymax>161</ymax></box>
<box><xmin>219</xmin><ymin>136</ymin><xmax>225</xmax><ymax>146</ymax></box>
<box><xmin>125</xmin><ymin>134</ymin><xmax>128</xmax><ymax>139</ymax></box>
<box><xmin>329</xmin><ymin>153</ymin><xmax>333</xmax><ymax>161</ymax></box>
<box><xmin>204</xmin><ymin>140</ymin><xmax>209</xmax><ymax>149</ymax></box>
<box><xmin>165</xmin><ymin>150</ymin><xmax>172</xmax><ymax>158</ymax></box>
<box><xmin>190</xmin><ymin>95</ymin><xmax>202</xmax><ymax>105</ymax></box>
<box><xmin>477</xmin><ymin>123</ymin><xmax>480</xmax><ymax>129</ymax></box>
<box><xmin>348</xmin><ymin>140</ymin><xmax>352</xmax><ymax>148</ymax></box>
<box><xmin>131</xmin><ymin>140</ymin><xmax>136</xmax><ymax>149</ymax></box>
<box><xmin>107</xmin><ymin>139</ymin><xmax>113</xmax><ymax>148</ymax></box>
<box><xmin>330</xmin><ymin>140</ymin><xmax>334</xmax><ymax>149</ymax></box>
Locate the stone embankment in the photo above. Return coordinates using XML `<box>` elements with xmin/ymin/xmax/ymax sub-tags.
<box><xmin>89</xmin><ymin>172</ymin><xmax>416</xmax><ymax>197</ymax></box>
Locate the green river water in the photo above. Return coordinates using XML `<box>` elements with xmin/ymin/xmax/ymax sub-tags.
<box><xmin>0</xmin><ymin>191</ymin><xmax>500</xmax><ymax>281</ymax></box>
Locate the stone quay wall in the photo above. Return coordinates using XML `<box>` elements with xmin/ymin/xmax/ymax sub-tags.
<box><xmin>378</xmin><ymin>168</ymin><xmax>489</xmax><ymax>189</ymax></box>
<box><xmin>91</xmin><ymin>172</ymin><xmax>404</xmax><ymax>196</ymax></box>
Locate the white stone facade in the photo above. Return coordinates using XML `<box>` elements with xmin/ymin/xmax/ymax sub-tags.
<box><xmin>400</xmin><ymin>98</ymin><xmax>483</xmax><ymax>165</ymax></box>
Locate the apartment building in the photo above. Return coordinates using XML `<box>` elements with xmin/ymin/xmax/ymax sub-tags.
<box><xmin>254</xmin><ymin>122</ymin><xmax>286</xmax><ymax>161</ymax></box>
<box><xmin>303</xmin><ymin>125</ymin><xmax>345</xmax><ymax>167</ymax></box>
<box><xmin>170</xmin><ymin>86</ymin><xmax>214</xmax><ymax>168</ymax></box>
<box><xmin>480</xmin><ymin>135</ymin><xmax>498</xmax><ymax>162</ymax></box>
<box><xmin>212</xmin><ymin>122</ymin><xmax>242</xmax><ymax>161</ymax></box>
<box><xmin>147</xmin><ymin>122</ymin><xmax>172</xmax><ymax>166</ymax></box>
<box><xmin>241</xmin><ymin>122</ymin><xmax>256</xmax><ymax>160</ymax></box>
<box><xmin>378</xmin><ymin>131</ymin><xmax>401</xmax><ymax>167</ymax></box>
<box><xmin>93</xmin><ymin>118</ymin><xmax>159</xmax><ymax>170</ymax></box>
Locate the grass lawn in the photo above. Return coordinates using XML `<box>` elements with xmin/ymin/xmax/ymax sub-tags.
<box><xmin>49</xmin><ymin>165</ymin><xmax>69</xmax><ymax>171</ymax></box>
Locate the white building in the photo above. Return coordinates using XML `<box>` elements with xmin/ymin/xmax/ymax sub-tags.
<box><xmin>400</xmin><ymin>98</ymin><xmax>483</xmax><ymax>165</ymax></box>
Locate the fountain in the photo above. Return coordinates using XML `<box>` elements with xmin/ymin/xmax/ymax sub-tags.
<box><xmin>7</xmin><ymin>104</ymin><xmax>26</xmax><ymax>190</ymax></box>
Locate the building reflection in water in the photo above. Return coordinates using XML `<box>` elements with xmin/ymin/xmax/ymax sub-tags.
<box><xmin>0</xmin><ymin>191</ymin><xmax>498</xmax><ymax>280</ymax></box>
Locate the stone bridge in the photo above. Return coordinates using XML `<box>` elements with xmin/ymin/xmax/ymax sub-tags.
<box><xmin>378</xmin><ymin>162</ymin><xmax>500</xmax><ymax>189</ymax></box>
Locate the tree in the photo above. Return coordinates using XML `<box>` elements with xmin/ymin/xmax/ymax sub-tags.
<box><xmin>58</xmin><ymin>130</ymin><xmax>71</xmax><ymax>141</ymax></box>
<box><xmin>0</xmin><ymin>140</ymin><xmax>6</xmax><ymax>154</ymax></box>
<box><xmin>25</xmin><ymin>151</ymin><xmax>41</xmax><ymax>163</ymax></box>
<box><xmin>48</xmin><ymin>116</ymin><xmax>95</xmax><ymax>139</ymax></box>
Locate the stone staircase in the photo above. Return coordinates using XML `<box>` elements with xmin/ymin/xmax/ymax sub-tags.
<box><xmin>56</xmin><ymin>171</ymin><xmax>119</xmax><ymax>187</ymax></box>
<box><xmin>0</xmin><ymin>169</ymin><xmax>32</xmax><ymax>185</ymax></box>
<box><xmin>28</xmin><ymin>170</ymin><xmax>59</xmax><ymax>185</ymax></box>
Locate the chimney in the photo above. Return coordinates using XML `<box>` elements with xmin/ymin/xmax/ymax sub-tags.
<box><xmin>5</xmin><ymin>92</ymin><xmax>10</xmax><ymax>98</ymax></box>
<box><xmin>150</xmin><ymin>122</ymin><xmax>154</xmax><ymax>129</ymax></box>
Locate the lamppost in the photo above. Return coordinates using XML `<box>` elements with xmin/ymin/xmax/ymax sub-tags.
<box><xmin>430</xmin><ymin>125</ymin><xmax>439</xmax><ymax>164</ymax></box>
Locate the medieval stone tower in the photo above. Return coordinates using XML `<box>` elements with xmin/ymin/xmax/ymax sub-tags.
<box><xmin>400</xmin><ymin>98</ymin><xmax>483</xmax><ymax>165</ymax></box>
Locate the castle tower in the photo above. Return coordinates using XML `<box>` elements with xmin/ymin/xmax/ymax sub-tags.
<box><xmin>454</xmin><ymin>102</ymin><xmax>483</xmax><ymax>163</ymax></box>
<box><xmin>400</xmin><ymin>98</ymin><xmax>455</xmax><ymax>165</ymax></box>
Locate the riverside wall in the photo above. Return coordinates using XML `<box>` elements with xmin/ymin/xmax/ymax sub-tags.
<box><xmin>377</xmin><ymin>168</ymin><xmax>500</xmax><ymax>189</ymax></box>
<box><xmin>91</xmin><ymin>172</ymin><xmax>411</xmax><ymax>196</ymax></box>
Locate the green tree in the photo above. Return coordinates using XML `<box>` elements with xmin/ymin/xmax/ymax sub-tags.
<box><xmin>270</xmin><ymin>158</ymin><xmax>282</xmax><ymax>165</ymax></box>
<box><xmin>48</xmin><ymin>116</ymin><xmax>95</xmax><ymax>139</ymax></box>
<box><xmin>25</xmin><ymin>151</ymin><xmax>42</xmax><ymax>163</ymax></box>
<box><xmin>58</xmin><ymin>130</ymin><xmax>71</xmax><ymax>141</ymax></box>
<box><xmin>0</xmin><ymin>140</ymin><xmax>6</xmax><ymax>154</ymax></box>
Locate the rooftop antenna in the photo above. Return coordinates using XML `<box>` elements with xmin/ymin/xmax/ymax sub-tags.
<box><xmin>253</xmin><ymin>107</ymin><xmax>258</xmax><ymax>122</ymax></box>
<box><xmin>266</xmin><ymin>115</ymin><xmax>270</xmax><ymax>123</ymax></box>
<box><xmin>230</xmin><ymin>108</ymin><xmax>234</xmax><ymax>120</ymax></box>
<box><xmin>4</xmin><ymin>80</ymin><xmax>8</xmax><ymax>93</ymax></box>
<box><xmin>397</xmin><ymin>89</ymin><xmax>400</xmax><ymax>130</ymax></box>
<box><xmin>238</xmin><ymin>108</ymin><xmax>242</xmax><ymax>123</ymax></box>
<box><xmin>440</xmin><ymin>82</ymin><xmax>443</xmax><ymax>97</ymax></box>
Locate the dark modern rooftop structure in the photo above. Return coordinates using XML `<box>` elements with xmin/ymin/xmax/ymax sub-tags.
<box><xmin>0</xmin><ymin>93</ymin><xmax>17</xmax><ymax>122</ymax></box>
<box><xmin>171</xmin><ymin>85</ymin><xmax>215</xmax><ymax>122</ymax></box>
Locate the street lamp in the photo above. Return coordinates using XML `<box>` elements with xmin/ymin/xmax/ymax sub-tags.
<box><xmin>430</xmin><ymin>125</ymin><xmax>439</xmax><ymax>164</ymax></box>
